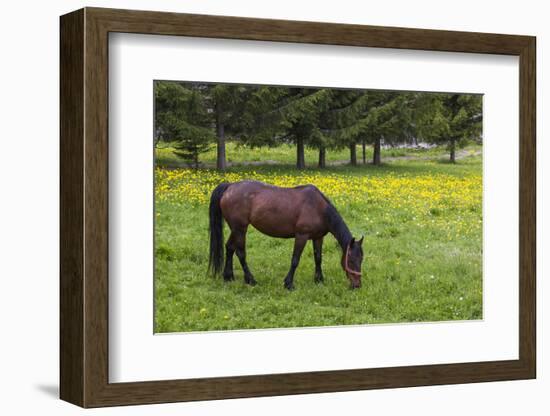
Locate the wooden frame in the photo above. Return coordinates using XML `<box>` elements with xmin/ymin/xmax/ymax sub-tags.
<box><xmin>60</xmin><ymin>7</ymin><xmax>536</xmax><ymax>408</ymax></box>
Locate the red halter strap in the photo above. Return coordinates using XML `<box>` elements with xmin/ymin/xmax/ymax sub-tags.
<box><xmin>344</xmin><ymin>245</ymin><xmax>362</xmax><ymax>277</ymax></box>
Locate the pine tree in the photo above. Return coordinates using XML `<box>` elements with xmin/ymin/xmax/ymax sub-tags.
<box><xmin>239</xmin><ymin>87</ymin><xmax>332</xmax><ymax>169</ymax></box>
<box><xmin>417</xmin><ymin>93</ymin><xmax>482</xmax><ymax>162</ymax></box>
<box><xmin>201</xmin><ymin>84</ymin><xmax>255</xmax><ymax>170</ymax></box>
<box><xmin>154</xmin><ymin>81</ymin><xmax>213</xmax><ymax>168</ymax></box>
<box><xmin>156</xmin><ymin>80</ymin><xmax>482</xmax><ymax>170</ymax></box>
<box><xmin>318</xmin><ymin>89</ymin><xmax>366</xmax><ymax>167</ymax></box>
<box><xmin>280</xmin><ymin>88</ymin><xmax>332</xmax><ymax>169</ymax></box>
<box><xmin>317</xmin><ymin>90</ymin><xmax>402</xmax><ymax>166</ymax></box>
<box><xmin>328</xmin><ymin>90</ymin><xmax>418</xmax><ymax>166</ymax></box>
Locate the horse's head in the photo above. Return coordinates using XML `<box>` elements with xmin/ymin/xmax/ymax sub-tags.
<box><xmin>342</xmin><ymin>236</ymin><xmax>364</xmax><ymax>289</ymax></box>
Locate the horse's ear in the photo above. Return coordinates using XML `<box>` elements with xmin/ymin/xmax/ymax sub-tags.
<box><xmin>359</xmin><ymin>236</ymin><xmax>364</xmax><ymax>246</ymax></box>
<box><xmin>350</xmin><ymin>237</ymin><xmax>355</xmax><ymax>247</ymax></box>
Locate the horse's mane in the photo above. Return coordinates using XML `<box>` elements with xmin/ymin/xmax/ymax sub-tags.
<box><xmin>319</xmin><ymin>191</ymin><xmax>352</xmax><ymax>250</ymax></box>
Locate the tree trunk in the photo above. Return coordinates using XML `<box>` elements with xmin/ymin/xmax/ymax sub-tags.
<box><xmin>216</xmin><ymin>109</ymin><xmax>227</xmax><ymax>171</ymax></box>
<box><xmin>449</xmin><ymin>138</ymin><xmax>456</xmax><ymax>163</ymax></box>
<box><xmin>193</xmin><ymin>151</ymin><xmax>199</xmax><ymax>169</ymax></box>
<box><xmin>297</xmin><ymin>137</ymin><xmax>305</xmax><ymax>169</ymax></box>
<box><xmin>373</xmin><ymin>137</ymin><xmax>381</xmax><ymax>165</ymax></box>
<box><xmin>318</xmin><ymin>146</ymin><xmax>326</xmax><ymax>169</ymax></box>
<box><xmin>362</xmin><ymin>140</ymin><xmax>366</xmax><ymax>164</ymax></box>
<box><xmin>349</xmin><ymin>143</ymin><xmax>357</xmax><ymax>166</ymax></box>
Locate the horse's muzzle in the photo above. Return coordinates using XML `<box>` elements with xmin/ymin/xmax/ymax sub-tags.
<box><xmin>349</xmin><ymin>280</ymin><xmax>362</xmax><ymax>289</ymax></box>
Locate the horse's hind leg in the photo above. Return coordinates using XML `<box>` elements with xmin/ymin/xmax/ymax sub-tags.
<box><xmin>283</xmin><ymin>234</ymin><xmax>308</xmax><ymax>290</ymax></box>
<box><xmin>313</xmin><ymin>238</ymin><xmax>324</xmax><ymax>284</ymax></box>
<box><xmin>233</xmin><ymin>228</ymin><xmax>257</xmax><ymax>286</ymax></box>
<box><xmin>223</xmin><ymin>233</ymin><xmax>236</xmax><ymax>282</ymax></box>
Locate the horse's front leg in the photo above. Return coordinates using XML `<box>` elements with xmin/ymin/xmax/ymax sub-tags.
<box><xmin>284</xmin><ymin>234</ymin><xmax>308</xmax><ymax>290</ymax></box>
<box><xmin>313</xmin><ymin>238</ymin><xmax>324</xmax><ymax>284</ymax></box>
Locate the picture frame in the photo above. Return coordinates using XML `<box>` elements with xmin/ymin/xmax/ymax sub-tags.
<box><xmin>60</xmin><ymin>7</ymin><xmax>536</xmax><ymax>408</ymax></box>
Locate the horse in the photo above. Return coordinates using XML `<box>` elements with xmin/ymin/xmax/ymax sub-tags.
<box><xmin>208</xmin><ymin>180</ymin><xmax>364</xmax><ymax>290</ymax></box>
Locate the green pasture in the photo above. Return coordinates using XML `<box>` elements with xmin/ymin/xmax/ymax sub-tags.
<box><xmin>154</xmin><ymin>144</ymin><xmax>482</xmax><ymax>332</ymax></box>
<box><xmin>155</xmin><ymin>141</ymin><xmax>481</xmax><ymax>168</ymax></box>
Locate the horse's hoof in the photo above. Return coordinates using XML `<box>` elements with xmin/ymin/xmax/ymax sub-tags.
<box><xmin>245</xmin><ymin>278</ymin><xmax>257</xmax><ymax>286</ymax></box>
<box><xmin>223</xmin><ymin>274</ymin><xmax>235</xmax><ymax>282</ymax></box>
<box><xmin>284</xmin><ymin>280</ymin><xmax>295</xmax><ymax>291</ymax></box>
<box><xmin>314</xmin><ymin>276</ymin><xmax>324</xmax><ymax>284</ymax></box>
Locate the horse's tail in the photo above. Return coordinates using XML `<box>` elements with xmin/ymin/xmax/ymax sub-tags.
<box><xmin>208</xmin><ymin>182</ymin><xmax>231</xmax><ymax>276</ymax></box>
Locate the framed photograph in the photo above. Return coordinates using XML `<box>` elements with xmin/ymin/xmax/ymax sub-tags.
<box><xmin>60</xmin><ymin>7</ymin><xmax>536</xmax><ymax>408</ymax></box>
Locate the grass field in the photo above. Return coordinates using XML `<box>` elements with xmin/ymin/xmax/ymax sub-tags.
<box><xmin>154</xmin><ymin>141</ymin><xmax>480</xmax><ymax>168</ymax></box>
<box><xmin>154</xmin><ymin>144</ymin><xmax>482</xmax><ymax>333</ymax></box>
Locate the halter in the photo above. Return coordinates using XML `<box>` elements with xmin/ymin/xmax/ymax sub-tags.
<box><xmin>344</xmin><ymin>245</ymin><xmax>362</xmax><ymax>277</ymax></box>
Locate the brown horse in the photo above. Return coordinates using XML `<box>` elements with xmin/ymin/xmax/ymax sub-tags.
<box><xmin>208</xmin><ymin>180</ymin><xmax>364</xmax><ymax>290</ymax></box>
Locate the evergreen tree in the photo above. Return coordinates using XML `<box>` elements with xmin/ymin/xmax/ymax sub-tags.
<box><xmin>240</xmin><ymin>87</ymin><xmax>332</xmax><ymax>169</ymax></box>
<box><xmin>319</xmin><ymin>90</ymin><xmax>408</xmax><ymax>166</ymax></box>
<box><xmin>201</xmin><ymin>84</ymin><xmax>255</xmax><ymax>170</ymax></box>
<box><xmin>156</xmin><ymin>80</ymin><xmax>482</xmax><ymax>170</ymax></box>
<box><xmin>317</xmin><ymin>89</ymin><xmax>369</xmax><ymax>167</ymax></box>
<box><xmin>418</xmin><ymin>93</ymin><xmax>482</xmax><ymax>162</ymax></box>
<box><xmin>154</xmin><ymin>81</ymin><xmax>186</xmax><ymax>145</ymax></box>
<box><xmin>236</xmin><ymin>85</ymin><xmax>290</xmax><ymax>146</ymax></box>
<box><xmin>368</xmin><ymin>92</ymin><xmax>413</xmax><ymax>165</ymax></box>
<box><xmin>334</xmin><ymin>91</ymin><xmax>418</xmax><ymax>166</ymax></box>
<box><xmin>156</xmin><ymin>81</ymin><xmax>263</xmax><ymax>170</ymax></box>
<box><xmin>155</xmin><ymin>81</ymin><xmax>213</xmax><ymax>168</ymax></box>
<box><xmin>281</xmin><ymin>88</ymin><xmax>332</xmax><ymax>169</ymax></box>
